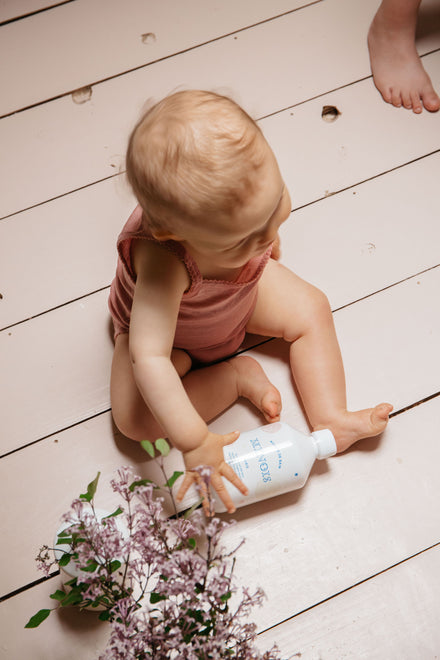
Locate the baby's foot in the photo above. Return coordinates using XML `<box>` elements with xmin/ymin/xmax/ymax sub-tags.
<box><xmin>228</xmin><ymin>355</ymin><xmax>282</xmax><ymax>423</ymax></box>
<box><xmin>316</xmin><ymin>403</ymin><xmax>393</xmax><ymax>453</ymax></box>
<box><xmin>368</xmin><ymin>14</ymin><xmax>440</xmax><ymax>113</ymax></box>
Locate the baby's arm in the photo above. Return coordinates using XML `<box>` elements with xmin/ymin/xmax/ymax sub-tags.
<box><xmin>129</xmin><ymin>241</ymin><xmax>247</xmax><ymax>512</ymax></box>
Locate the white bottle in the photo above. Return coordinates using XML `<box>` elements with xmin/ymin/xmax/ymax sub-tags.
<box><xmin>213</xmin><ymin>421</ymin><xmax>337</xmax><ymax>513</ymax></box>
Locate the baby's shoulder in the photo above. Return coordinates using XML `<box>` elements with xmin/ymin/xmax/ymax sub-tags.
<box><xmin>132</xmin><ymin>238</ymin><xmax>190</xmax><ymax>290</ymax></box>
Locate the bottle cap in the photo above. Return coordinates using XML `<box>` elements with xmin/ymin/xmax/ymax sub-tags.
<box><xmin>311</xmin><ymin>429</ymin><xmax>337</xmax><ymax>459</ymax></box>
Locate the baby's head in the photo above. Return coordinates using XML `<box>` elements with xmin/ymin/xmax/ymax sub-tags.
<box><xmin>126</xmin><ymin>90</ymin><xmax>267</xmax><ymax>233</ymax></box>
<box><xmin>126</xmin><ymin>90</ymin><xmax>290</xmax><ymax>267</ymax></box>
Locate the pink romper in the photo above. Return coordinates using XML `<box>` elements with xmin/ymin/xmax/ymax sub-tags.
<box><xmin>108</xmin><ymin>206</ymin><xmax>272</xmax><ymax>363</ymax></box>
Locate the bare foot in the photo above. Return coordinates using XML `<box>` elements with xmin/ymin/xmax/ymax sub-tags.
<box><xmin>316</xmin><ymin>403</ymin><xmax>393</xmax><ymax>453</ymax></box>
<box><xmin>228</xmin><ymin>355</ymin><xmax>282</xmax><ymax>423</ymax></box>
<box><xmin>368</xmin><ymin>13</ymin><xmax>440</xmax><ymax>113</ymax></box>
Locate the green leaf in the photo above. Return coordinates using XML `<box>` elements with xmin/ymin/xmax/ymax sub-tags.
<box><xmin>57</xmin><ymin>529</ymin><xmax>72</xmax><ymax>538</ymax></box>
<box><xmin>155</xmin><ymin>437</ymin><xmax>170</xmax><ymax>456</ymax></box>
<box><xmin>60</xmin><ymin>588</ymin><xmax>84</xmax><ymax>607</ymax></box>
<box><xmin>25</xmin><ymin>609</ymin><xmax>52</xmax><ymax>628</ymax></box>
<box><xmin>183</xmin><ymin>498</ymin><xmax>203</xmax><ymax>519</ymax></box>
<box><xmin>58</xmin><ymin>553</ymin><xmax>72</xmax><ymax>567</ymax></box>
<box><xmin>186</xmin><ymin>608</ymin><xmax>204</xmax><ymax>624</ymax></box>
<box><xmin>98</xmin><ymin>610</ymin><xmax>112</xmax><ymax>621</ymax></box>
<box><xmin>102</xmin><ymin>507</ymin><xmax>123</xmax><ymax>519</ymax></box>
<box><xmin>80</xmin><ymin>560</ymin><xmax>99</xmax><ymax>573</ymax></box>
<box><xmin>165</xmin><ymin>470</ymin><xmax>183</xmax><ymax>489</ymax></box>
<box><xmin>79</xmin><ymin>472</ymin><xmax>100</xmax><ymax>502</ymax></box>
<box><xmin>56</xmin><ymin>536</ymin><xmax>73</xmax><ymax>545</ymax></box>
<box><xmin>187</xmin><ymin>537</ymin><xmax>196</xmax><ymax>550</ymax></box>
<box><xmin>150</xmin><ymin>592</ymin><xmax>167</xmax><ymax>604</ymax></box>
<box><xmin>140</xmin><ymin>440</ymin><xmax>155</xmax><ymax>458</ymax></box>
<box><xmin>49</xmin><ymin>590</ymin><xmax>67</xmax><ymax>602</ymax></box>
<box><xmin>109</xmin><ymin>560</ymin><xmax>122</xmax><ymax>573</ymax></box>
<box><xmin>129</xmin><ymin>478</ymin><xmax>153</xmax><ymax>492</ymax></box>
<box><xmin>220</xmin><ymin>591</ymin><xmax>232</xmax><ymax>602</ymax></box>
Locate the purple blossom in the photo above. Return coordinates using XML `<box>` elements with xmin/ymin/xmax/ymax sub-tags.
<box><xmin>33</xmin><ymin>465</ymin><xmax>283</xmax><ymax>659</ymax></box>
<box><xmin>35</xmin><ymin>545</ymin><xmax>54</xmax><ymax>577</ymax></box>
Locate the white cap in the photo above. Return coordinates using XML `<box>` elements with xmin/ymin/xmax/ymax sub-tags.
<box><xmin>311</xmin><ymin>429</ymin><xmax>337</xmax><ymax>459</ymax></box>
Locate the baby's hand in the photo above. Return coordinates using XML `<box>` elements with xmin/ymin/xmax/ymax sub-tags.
<box><xmin>176</xmin><ymin>430</ymin><xmax>248</xmax><ymax>515</ymax></box>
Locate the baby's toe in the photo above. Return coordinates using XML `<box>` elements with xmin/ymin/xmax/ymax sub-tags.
<box><xmin>370</xmin><ymin>403</ymin><xmax>393</xmax><ymax>431</ymax></box>
<box><xmin>261</xmin><ymin>389</ymin><xmax>282</xmax><ymax>422</ymax></box>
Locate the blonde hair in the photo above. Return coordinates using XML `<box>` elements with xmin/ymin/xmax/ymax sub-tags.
<box><xmin>126</xmin><ymin>90</ymin><xmax>264</xmax><ymax>232</ymax></box>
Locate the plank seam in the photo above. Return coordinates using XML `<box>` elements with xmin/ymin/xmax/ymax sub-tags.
<box><xmin>2</xmin><ymin>256</ymin><xmax>438</xmax><ymax>335</ymax></box>
<box><xmin>0</xmin><ymin>409</ymin><xmax>110</xmax><ymax>460</ymax></box>
<box><xmin>257</xmin><ymin>46</ymin><xmax>440</xmax><ymax>121</ymax></box>
<box><xmin>2</xmin><ymin>520</ymin><xmax>440</xmax><ymax>609</ymax></box>
<box><xmin>0</xmin><ymin>172</ymin><xmax>121</xmax><ymax>222</ymax></box>
<box><xmin>332</xmin><ymin>263</ymin><xmax>440</xmax><ymax>314</ymax></box>
<box><xmin>0</xmin><ymin>0</ymin><xmax>323</xmax><ymax>120</ymax></box>
<box><xmin>0</xmin><ymin>285</ymin><xmax>111</xmax><ymax>333</ymax></box>
<box><xmin>0</xmin><ymin>1</ymin><xmax>74</xmax><ymax>27</ymax></box>
<box><xmin>0</xmin><ymin>570</ymin><xmax>59</xmax><ymax>604</ymax></box>
<box><xmin>1</xmin><ymin>381</ymin><xmax>439</xmax><ymax>463</ymax></box>
<box><xmin>257</xmin><ymin>540</ymin><xmax>440</xmax><ymax>639</ymax></box>
<box><xmin>292</xmin><ymin>148</ymin><xmax>440</xmax><ymax>214</ymax></box>
<box><xmin>2</xmin><ymin>128</ymin><xmax>439</xmax><ymax>225</ymax></box>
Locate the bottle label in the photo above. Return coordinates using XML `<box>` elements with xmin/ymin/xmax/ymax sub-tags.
<box><xmin>222</xmin><ymin>423</ymin><xmax>311</xmax><ymax>507</ymax></box>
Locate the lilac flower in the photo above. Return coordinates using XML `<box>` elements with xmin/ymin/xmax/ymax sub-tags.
<box><xmin>35</xmin><ymin>545</ymin><xmax>54</xmax><ymax>577</ymax></box>
<box><xmin>31</xmin><ymin>457</ymin><xmax>284</xmax><ymax>659</ymax></box>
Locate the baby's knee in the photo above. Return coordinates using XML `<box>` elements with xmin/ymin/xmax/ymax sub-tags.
<box><xmin>309</xmin><ymin>286</ymin><xmax>332</xmax><ymax>321</ymax></box>
<box><xmin>113</xmin><ymin>411</ymin><xmax>162</xmax><ymax>444</ymax></box>
<box><xmin>111</xmin><ymin>390</ymin><xmax>163</xmax><ymax>443</ymax></box>
<box><xmin>297</xmin><ymin>286</ymin><xmax>334</xmax><ymax>339</ymax></box>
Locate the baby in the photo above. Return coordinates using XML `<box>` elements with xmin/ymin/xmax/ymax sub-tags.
<box><xmin>109</xmin><ymin>90</ymin><xmax>393</xmax><ymax>513</ymax></box>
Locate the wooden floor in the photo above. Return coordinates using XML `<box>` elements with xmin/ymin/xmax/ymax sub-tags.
<box><xmin>1</xmin><ymin>0</ymin><xmax>440</xmax><ymax>657</ymax></box>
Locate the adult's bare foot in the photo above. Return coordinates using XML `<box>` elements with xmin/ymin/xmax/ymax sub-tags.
<box><xmin>368</xmin><ymin>9</ymin><xmax>440</xmax><ymax>113</ymax></box>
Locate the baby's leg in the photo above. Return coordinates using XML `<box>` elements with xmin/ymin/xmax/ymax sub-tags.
<box><xmin>110</xmin><ymin>334</ymin><xmax>281</xmax><ymax>442</ymax></box>
<box><xmin>368</xmin><ymin>0</ymin><xmax>440</xmax><ymax>113</ymax></box>
<box><xmin>247</xmin><ymin>260</ymin><xmax>393</xmax><ymax>453</ymax></box>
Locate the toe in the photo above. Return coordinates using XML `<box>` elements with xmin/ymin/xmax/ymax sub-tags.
<box><xmin>390</xmin><ymin>87</ymin><xmax>402</xmax><ymax>108</ymax></box>
<box><xmin>423</xmin><ymin>91</ymin><xmax>440</xmax><ymax>113</ymax></box>
<box><xmin>380</xmin><ymin>86</ymin><xmax>393</xmax><ymax>104</ymax></box>
<box><xmin>373</xmin><ymin>403</ymin><xmax>393</xmax><ymax>424</ymax></box>
<box><xmin>261</xmin><ymin>384</ymin><xmax>282</xmax><ymax>419</ymax></box>
<box><xmin>410</xmin><ymin>91</ymin><xmax>423</xmax><ymax>114</ymax></box>
<box><xmin>401</xmin><ymin>89</ymin><xmax>413</xmax><ymax>110</ymax></box>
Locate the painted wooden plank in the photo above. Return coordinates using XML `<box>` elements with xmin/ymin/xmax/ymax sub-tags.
<box><xmin>0</xmin><ymin>0</ymin><xmax>310</xmax><ymax>116</ymax></box>
<box><xmin>0</xmin><ymin>577</ymin><xmax>110</xmax><ymax>660</ymax></box>
<box><xmin>0</xmin><ymin>290</ymin><xmax>113</xmax><ymax>454</ymax></box>
<box><xmin>0</xmin><ymin>0</ymin><xmax>69</xmax><ymax>24</ymax></box>
<box><xmin>1</xmin><ymin>384</ymin><xmax>439</xmax><ymax>632</ymax></box>
<box><xmin>0</xmin><ymin>175</ymin><xmax>135</xmax><ymax>329</ymax></box>
<box><xmin>0</xmin><ymin>0</ymin><xmax>438</xmax><ymax>655</ymax></box>
<box><xmin>279</xmin><ymin>152</ymin><xmax>440</xmax><ymax>312</ymax></box>
<box><xmin>1</xmin><ymin>263</ymin><xmax>439</xmax><ymax>457</ymax></box>
<box><xmin>4</xmin><ymin>546</ymin><xmax>440</xmax><ymax>659</ymax></box>
<box><xmin>256</xmin><ymin>544</ymin><xmax>440</xmax><ymax>659</ymax></box>
<box><xmin>217</xmin><ymin>395</ymin><xmax>440</xmax><ymax>631</ymax></box>
<box><xmin>2</xmin><ymin>35</ymin><xmax>440</xmax><ymax>221</ymax></box>
<box><xmin>261</xmin><ymin>64</ymin><xmax>440</xmax><ymax>211</ymax></box>
<box><xmin>2</xmin><ymin>147</ymin><xmax>440</xmax><ymax>330</ymax></box>
<box><xmin>0</xmin><ymin>0</ymin><xmax>394</xmax><ymax>218</ymax></box>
